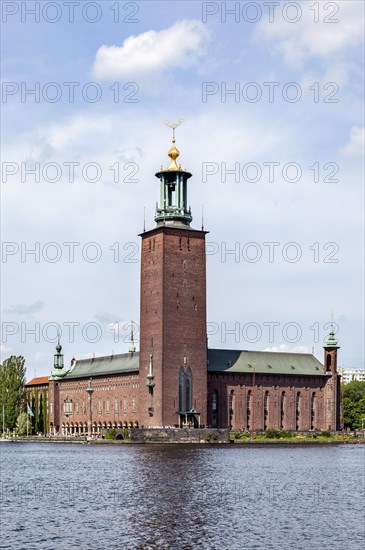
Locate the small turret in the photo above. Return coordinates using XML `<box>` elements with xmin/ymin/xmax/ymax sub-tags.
<box><xmin>323</xmin><ymin>323</ymin><xmax>340</xmax><ymax>375</ymax></box>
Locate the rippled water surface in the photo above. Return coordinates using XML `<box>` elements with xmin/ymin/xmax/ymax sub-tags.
<box><xmin>0</xmin><ymin>442</ymin><xmax>364</xmax><ymax>549</ymax></box>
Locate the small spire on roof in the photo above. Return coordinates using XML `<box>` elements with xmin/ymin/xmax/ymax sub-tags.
<box><xmin>129</xmin><ymin>321</ymin><xmax>136</xmax><ymax>353</ymax></box>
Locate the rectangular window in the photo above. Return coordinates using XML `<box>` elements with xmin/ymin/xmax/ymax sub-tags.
<box><xmin>132</xmin><ymin>397</ymin><xmax>136</xmax><ymax>413</ymax></box>
<box><xmin>107</xmin><ymin>397</ymin><xmax>110</xmax><ymax>414</ymax></box>
<box><xmin>98</xmin><ymin>398</ymin><xmax>102</xmax><ymax>415</ymax></box>
<box><xmin>123</xmin><ymin>397</ymin><xmax>127</xmax><ymax>414</ymax></box>
<box><xmin>76</xmin><ymin>400</ymin><xmax>79</xmax><ymax>414</ymax></box>
<box><xmin>115</xmin><ymin>398</ymin><xmax>118</xmax><ymax>414</ymax></box>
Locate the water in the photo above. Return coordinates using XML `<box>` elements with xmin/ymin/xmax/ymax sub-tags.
<box><xmin>0</xmin><ymin>443</ymin><xmax>364</xmax><ymax>550</ymax></box>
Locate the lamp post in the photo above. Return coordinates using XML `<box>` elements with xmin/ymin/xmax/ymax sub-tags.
<box><xmin>86</xmin><ymin>378</ymin><xmax>94</xmax><ymax>437</ymax></box>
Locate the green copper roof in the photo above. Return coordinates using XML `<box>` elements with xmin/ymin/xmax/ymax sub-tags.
<box><xmin>64</xmin><ymin>352</ymin><xmax>139</xmax><ymax>379</ymax></box>
<box><xmin>207</xmin><ymin>349</ymin><xmax>326</xmax><ymax>376</ymax></box>
<box><xmin>59</xmin><ymin>349</ymin><xmax>326</xmax><ymax>380</ymax></box>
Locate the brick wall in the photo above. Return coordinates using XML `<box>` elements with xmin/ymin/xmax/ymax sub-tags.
<box><xmin>139</xmin><ymin>226</ymin><xmax>208</xmax><ymax>428</ymax></box>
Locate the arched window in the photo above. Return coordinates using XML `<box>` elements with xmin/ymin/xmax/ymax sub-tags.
<box><xmin>311</xmin><ymin>393</ymin><xmax>316</xmax><ymax>430</ymax></box>
<box><xmin>178</xmin><ymin>368</ymin><xmax>184</xmax><ymax>412</ymax></box>
<box><xmin>280</xmin><ymin>392</ymin><xmax>285</xmax><ymax>429</ymax></box>
<box><xmin>296</xmin><ymin>392</ymin><xmax>301</xmax><ymax>431</ymax></box>
<box><xmin>229</xmin><ymin>390</ymin><xmax>234</xmax><ymax>428</ymax></box>
<box><xmin>185</xmin><ymin>368</ymin><xmax>192</xmax><ymax>412</ymax></box>
<box><xmin>246</xmin><ymin>390</ymin><xmax>251</xmax><ymax>430</ymax></box>
<box><xmin>264</xmin><ymin>391</ymin><xmax>269</xmax><ymax>430</ymax></box>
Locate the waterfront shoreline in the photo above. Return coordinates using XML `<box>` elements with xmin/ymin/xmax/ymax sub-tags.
<box><xmin>1</xmin><ymin>436</ymin><xmax>363</xmax><ymax>446</ymax></box>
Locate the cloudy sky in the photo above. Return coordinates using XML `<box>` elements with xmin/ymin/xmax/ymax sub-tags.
<box><xmin>1</xmin><ymin>1</ymin><xmax>364</xmax><ymax>379</ymax></box>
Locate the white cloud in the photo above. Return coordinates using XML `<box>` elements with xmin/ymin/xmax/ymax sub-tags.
<box><xmin>92</xmin><ymin>20</ymin><xmax>209</xmax><ymax>80</ymax></box>
<box><xmin>256</xmin><ymin>1</ymin><xmax>364</xmax><ymax>66</ymax></box>
<box><xmin>340</xmin><ymin>126</ymin><xmax>365</xmax><ymax>157</ymax></box>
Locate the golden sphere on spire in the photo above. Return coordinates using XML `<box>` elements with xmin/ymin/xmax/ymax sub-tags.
<box><xmin>167</xmin><ymin>139</ymin><xmax>180</xmax><ymax>170</ymax></box>
<box><xmin>162</xmin><ymin>119</ymin><xmax>185</xmax><ymax>171</ymax></box>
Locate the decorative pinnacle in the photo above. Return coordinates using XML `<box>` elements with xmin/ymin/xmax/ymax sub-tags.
<box><xmin>163</xmin><ymin>118</ymin><xmax>184</xmax><ymax>140</ymax></box>
<box><xmin>162</xmin><ymin>119</ymin><xmax>185</xmax><ymax>171</ymax></box>
<box><xmin>129</xmin><ymin>320</ymin><xmax>136</xmax><ymax>353</ymax></box>
<box><xmin>56</xmin><ymin>330</ymin><xmax>62</xmax><ymax>354</ymax></box>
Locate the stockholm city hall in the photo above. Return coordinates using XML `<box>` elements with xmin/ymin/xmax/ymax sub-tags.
<box><xmin>26</xmin><ymin>123</ymin><xmax>341</xmax><ymax>436</ymax></box>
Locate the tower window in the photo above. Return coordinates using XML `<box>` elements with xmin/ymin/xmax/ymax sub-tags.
<box><xmin>326</xmin><ymin>355</ymin><xmax>332</xmax><ymax>371</ymax></box>
<box><xmin>178</xmin><ymin>368</ymin><xmax>184</xmax><ymax>413</ymax></box>
<box><xmin>185</xmin><ymin>368</ymin><xmax>192</xmax><ymax>412</ymax></box>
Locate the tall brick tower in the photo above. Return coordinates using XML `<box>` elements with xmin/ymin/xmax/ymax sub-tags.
<box><xmin>323</xmin><ymin>327</ymin><xmax>341</xmax><ymax>431</ymax></box>
<box><xmin>139</xmin><ymin>123</ymin><xmax>207</xmax><ymax>428</ymax></box>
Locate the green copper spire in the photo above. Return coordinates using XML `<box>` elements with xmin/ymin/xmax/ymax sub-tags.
<box><xmin>325</xmin><ymin>313</ymin><xmax>339</xmax><ymax>348</ymax></box>
<box><xmin>50</xmin><ymin>337</ymin><xmax>67</xmax><ymax>380</ymax></box>
<box><xmin>155</xmin><ymin>120</ymin><xmax>192</xmax><ymax>226</ymax></box>
<box><xmin>325</xmin><ymin>330</ymin><xmax>338</xmax><ymax>347</ymax></box>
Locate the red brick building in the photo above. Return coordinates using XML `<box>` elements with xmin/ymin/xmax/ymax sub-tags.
<box><xmin>28</xmin><ymin>134</ymin><xmax>341</xmax><ymax>435</ymax></box>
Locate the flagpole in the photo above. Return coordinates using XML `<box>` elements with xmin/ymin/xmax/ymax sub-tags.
<box><xmin>2</xmin><ymin>404</ymin><xmax>4</xmax><ymax>437</ymax></box>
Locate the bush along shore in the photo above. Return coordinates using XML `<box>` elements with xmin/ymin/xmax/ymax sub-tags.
<box><xmin>1</xmin><ymin>427</ymin><xmax>364</xmax><ymax>444</ymax></box>
<box><xmin>230</xmin><ymin>428</ymin><xmax>364</xmax><ymax>443</ymax></box>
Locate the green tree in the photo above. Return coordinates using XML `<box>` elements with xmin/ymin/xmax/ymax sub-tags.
<box><xmin>16</xmin><ymin>412</ymin><xmax>32</xmax><ymax>435</ymax></box>
<box><xmin>39</xmin><ymin>391</ymin><xmax>44</xmax><ymax>434</ymax></box>
<box><xmin>42</xmin><ymin>389</ymin><xmax>48</xmax><ymax>434</ymax></box>
<box><xmin>34</xmin><ymin>387</ymin><xmax>39</xmax><ymax>432</ymax></box>
<box><xmin>31</xmin><ymin>394</ymin><xmax>37</xmax><ymax>432</ymax></box>
<box><xmin>0</xmin><ymin>356</ymin><xmax>26</xmax><ymax>431</ymax></box>
<box><xmin>344</xmin><ymin>380</ymin><xmax>365</xmax><ymax>429</ymax></box>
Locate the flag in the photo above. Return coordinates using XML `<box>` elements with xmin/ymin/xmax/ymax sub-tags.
<box><xmin>27</xmin><ymin>404</ymin><xmax>34</xmax><ymax>417</ymax></box>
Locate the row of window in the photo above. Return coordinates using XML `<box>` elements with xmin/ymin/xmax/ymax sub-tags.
<box><xmin>213</xmin><ymin>390</ymin><xmax>320</xmax><ymax>430</ymax></box>
<box><xmin>63</xmin><ymin>396</ymin><xmax>137</xmax><ymax>416</ymax></box>
<box><xmin>148</xmin><ymin>238</ymin><xmax>192</xmax><ymax>252</ymax></box>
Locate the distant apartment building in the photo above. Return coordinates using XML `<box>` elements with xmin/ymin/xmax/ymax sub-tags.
<box><xmin>341</xmin><ymin>368</ymin><xmax>365</xmax><ymax>384</ymax></box>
